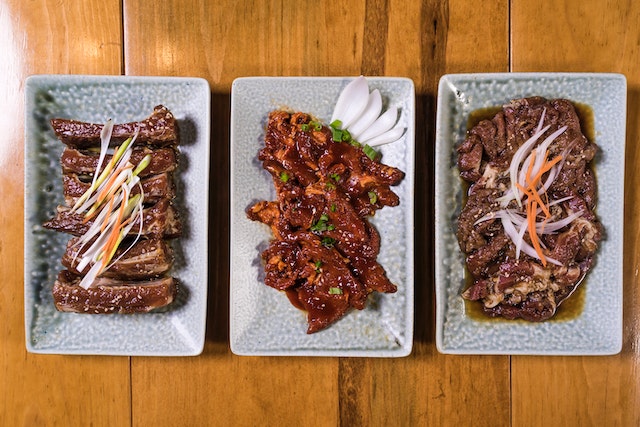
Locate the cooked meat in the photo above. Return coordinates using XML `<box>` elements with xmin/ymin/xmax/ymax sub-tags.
<box><xmin>44</xmin><ymin>106</ymin><xmax>182</xmax><ymax>315</ymax></box>
<box><xmin>52</xmin><ymin>270</ymin><xmax>177</xmax><ymax>313</ymax></box>
<box><xmin>50</xmin><ymin>105</ymin><xmax>178</xmax><ymax>148</ymax></box>
<box><xmin>62</xmin><ymin>237</ymin><xmax>173</xmax><ymax>279</ymax></box>
<box><xmin>43</xmin><ymin>200</ymin><xmax>181</xmax><ymax>239</ymax></box>
<box><xmin>457</xmin><ymin>97</ymin><xmax>602</xmax><ymax>321</ymax></box>
<box><xmin>248</xmin><ymin>110</ymin><xmax>403</xmax><ymax>333</ymax></box>
<box><xmin>61</xmin><ymin>146</ymin><xmax>178</xmax><ymax>177</ymax></box>
<box><xmin>63</xmin><ymin>172</ymin><xmax>175</xmax><ymax>206</ymax></box>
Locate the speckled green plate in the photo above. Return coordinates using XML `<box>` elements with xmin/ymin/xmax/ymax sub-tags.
<box><xmin>230</xmin><ymin>77</ymin><xmax>415</xmax><ymax>357</ymax></box>
<box><xmin>24</xmin><ymin>75</ymin><xmax>210</xmax><ymax>355</ymax></box>
<box><xmin>435</xmin><ymin>73</ymin><xmax>626</xmax><ymax>355</ymax></box>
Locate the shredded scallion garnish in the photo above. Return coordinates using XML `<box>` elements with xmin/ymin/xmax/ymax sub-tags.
<box><xmin>70</xmin><ymin>127</ymin><xmax>148</xmax><ymax>289</ymax></box>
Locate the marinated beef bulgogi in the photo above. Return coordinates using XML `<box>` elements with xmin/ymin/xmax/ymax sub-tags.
<box><xmin>43</xmin><ymin>105</ymin><xmax>181</xmax><ymax>313</ymax></box>
<box><xmin>457</xmin><ymin>97</ymin><xmax>602</xmax><ymax>321</ymax></box>
<box><xmin>247</xmin><ymin>110</ymin><xmax>404</xmax><ymax>333</ymax></box>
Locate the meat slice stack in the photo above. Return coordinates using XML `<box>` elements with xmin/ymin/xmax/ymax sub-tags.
<box><xmin>43</xmin><ymin>105</ymin><xmax>181</xmax><ymax>313</ymax></box>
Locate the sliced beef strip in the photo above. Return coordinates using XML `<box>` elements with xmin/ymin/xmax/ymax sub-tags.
<box><xmin>61</xmin><ymin>146</ymin><xmax>178</xmax><ymax>177</ymax></box>
<box><xmin>63</xmin><ymin>171</ymin><xmax>175</xmax><ymax>206</ymax></box>
<box><xmin>62</xmin><ymin>237</ymin><xmax>174</xmax><ymax>280</ymax></box>
<box><xmin>53</xmin><ymin>270</ymin><xmax>177</xmax><ymax>314</ymax></box>
<box><xmin>44</xmin><ymin>199</ymin><xmax>182</xmax><ymax>239</ymax></box>
<box><xmin>51</xmin><ymin>105</ymin><xmax>179</xmax><ymax>148</ymax></box>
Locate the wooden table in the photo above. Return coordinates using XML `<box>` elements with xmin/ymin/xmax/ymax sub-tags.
<box><xmin>1</xmin><ymin>1</ymin><xmax>639</xmax><ymax>425</ymax></box>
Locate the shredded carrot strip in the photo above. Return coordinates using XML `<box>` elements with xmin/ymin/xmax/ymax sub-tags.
<box><xmin>101</xmin><ymin>198</ymin><xmax>127</xmax><ymax>268</ymax></box>
<box><xmin>518</xmin><ymin>152</ymin><xmax>566</xmax><ymax>267</ymax></box>
<box><xmin>99</xmin><ymin>197</ymin><xmax>116</xmax><ymax>232</ymax></box>
<box><xmin>527</xmin><ymin>200</ymin><xmax>547</xmax><ymax>266</ymax></box>
<box><xmin>96</xmin><ymin>164</ymin><xmax>130</xmax><ymax>203</ymax></box>
<box><xmin>526</xmin><ymin>150</ymin><xmax>537</xmax><ymax>182</ymax></box>
<box><xmin>530</xmin><ymin>154</ymin><xmax>563</xmax><ymax>188</ymax></box>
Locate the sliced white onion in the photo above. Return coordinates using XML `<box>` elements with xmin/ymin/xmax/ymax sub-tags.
<box><xmin>90</xmin><ymin>119</ymin><xmax>114</xmax><ymax>191</ymax></box>
<box><xmin>79</xmin><ymin>261</ymin><xmax>103</xmax><ymax>289</ymax></box>
<box><xmin>531</xmin><ymin>125</ymin><xmax>567</xmax><ymax>175</ymax></box>
<box><xmin>330</xmin><ymin>76</ymin><xmax>406</xmax><ymax>147</ymax></box>
<box><xmin>500</xmin><ymin>215</ymin><xmax>562</xmax><ymax>266</ymax></box>
<box><xmin>363</xmin><ymin>122</ymin><xmax>406</xmax><ymax>146</ymax></box>
<box><xmin>535</xmin><ymin>108</ymin><xmax>547</xmax><ymax>134</ymax></box>
<box><xmin>508</xmin><ymin>124</ymin><xmax>551</xmax><ymax>205</ymax></box>
<box><xmin>357</xmin><ymin>106</ymin><xmax>398</xmax><ymax>143</ymax></box>
<box><xmin>514</xmin><ymin>219</ymin><xmax>528</xmax><ymax>259</ymax></box>
<box><xmin>538</xmin><ymin>211</ymin><xmax>583</xmax><ymax>233</ymax></box>
<box><xmin>330</xmin><ymin>76</ymin><xmax>370</xmax><ymax>129</ymax></box>
<box><xmin>347</xmin><ymin>89</ymin><xmax>382</xmax><ymax>138</ymax></box>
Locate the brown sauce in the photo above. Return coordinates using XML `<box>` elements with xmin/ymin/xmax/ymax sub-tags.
<box><xmin>466</xmin><ymin>106</ymin><xmax>503</xmax><ymax>129</ymax></box>
<box><xmin>462</xmin><ymin>101</ymin><xmax>595</xmax><ymax>323</ymax></box>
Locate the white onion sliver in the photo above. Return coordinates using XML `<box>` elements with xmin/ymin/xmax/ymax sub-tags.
<box><xmin>507</xmin><ymin>123</ymin><xmax>551</xmax><ymax>206</ymax></box>
<box><xmin>358</xmin><ymin>106</ymin><xmax>398</xmax><ymax>142</ymax></box>
<box><xmin>535</xmin><ymin>108</ymin><xmax>547</xmax><ymax>134</ymax></box>
<box><xmin>515</xmin><ymin>219</ymin><xmax>528</xmax><ymax>259</ymax></box>
<box><xmin>531</xmin><ymin>125</ymin><xmax>567</xmax><ymax>175</ymax></box>
<box><xmin>89</xmin><ymin>119</ymin><xmax>114</xmax><ymax>192</ymax></box>
<box><xmin>347</xmin><ymin>89</ymin><xmax>382</xmax><ymax>138</ymax></box>
<box><xmin>537</xmin><ymin>211</ymin><xmax>583</xmax><ymax>234</ymax></box>
<box><xmin>363</xmin><ymin>122</ymin><xmax>406</xmax><ymax>147</ymax></box>
<box><xmin>330</xmin><ymin>76</ymin><xmax>369</xmax><ymax>128</ymax></box>
<box><xmin>79</xmin><ymin>261</ymin><xmax>103</xmax><ymax>289</ymax></box>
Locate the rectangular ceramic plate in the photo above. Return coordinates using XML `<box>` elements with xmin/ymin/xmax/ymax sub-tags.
<box><xmin>24</xmin><ymin>75</ymin><xmax>210</xmax><ymax>356</ymax></box>
<box><xmin>230</xmin><ymin>77</ymin><xmax>414</xmax><ymax>357</ymax></box>
<box><xmin>435</xmin><ymin>73</ymin><xmax>626</xmax><ymax>355</ymax></box>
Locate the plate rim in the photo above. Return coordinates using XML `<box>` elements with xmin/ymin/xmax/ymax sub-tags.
<box><xmin>23</xmin><ymin>73</ymin><xmax>211</xmax><ymax>356</ymax></box>
<box><xmin>229</xmin><ymin>75</ymin><xmax>415</xmax><ymax>357</ymax></box>
<box><xmin>434</xmin><ymin>72</ymin><xmax>626</xmax><ymax>356</ymax></box>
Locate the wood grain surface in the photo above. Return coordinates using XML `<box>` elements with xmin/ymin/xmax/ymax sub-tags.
<box><xmin>1</xmin><ymin>0</ymin><xmax>638</xmax><ymax>426</ymax></box>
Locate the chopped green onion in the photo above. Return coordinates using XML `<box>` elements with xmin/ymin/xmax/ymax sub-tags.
<box><xmin>368</xmin><ymin>191</ymin><xmax>378</xmax><ymax>204</ymax></box>
<box><xmin>330</xmin><ymin>204</ymin><xmax>337</xmax><ymax>212</ymax></box>
<box><xmin>311</xmin><ymin>214</ymin><xmax>335</xmax><ymax>233</ymax></box>
<box><xmin>363</xmin><ymin>144</ymin><xmax>378</xmax><ymax>161</ymax></box>
<box><xmin>329</xmin><ymin>287</ymin><xmax>343</xmax><ymax>295</ymax></box>
<box><xmin>280</xmin><ymin>171</ymin><xmax>290</xmax><ymax>183</ymax></box>
<box><xmin>330</xmin><ymin>119</ymin><xmax>343</xmax><ymax>128</ymax></box>
<box><xmin>330</xmin><ymin>173</ymin><xmax>341</xmax><ymax>182</ymax></box>
<box><xmin>311</xmin><ymin>121</ymin><xmax>322</xmax><ymax>131</ymax></box>
<box><xmin>300</xmin><ymin>123</ymin><xmax>310</xmax><ymax>132</ymax></box>
<box><xmin>325</xmin><ymin>182</ymin><xmax>336</xmax><ymax>190</ymax></box>
<box><xmin>321</xmin><ymin>236</ymin><xmax>336</xmax><ymax>248</ymax></box>
<box><xmin>311</xmin><ymin>214</ymin><xmax>331</xmax><ymax>233</ymax></box>
<box><xmin>314</xmin><ymin>260</ymin><xmax>322</xmax><ymax>273</ymax></box>
<box><xmin>331</xmin><ymin>127</ymin><xmax>343</xmax><ymax>142</ymax></box>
